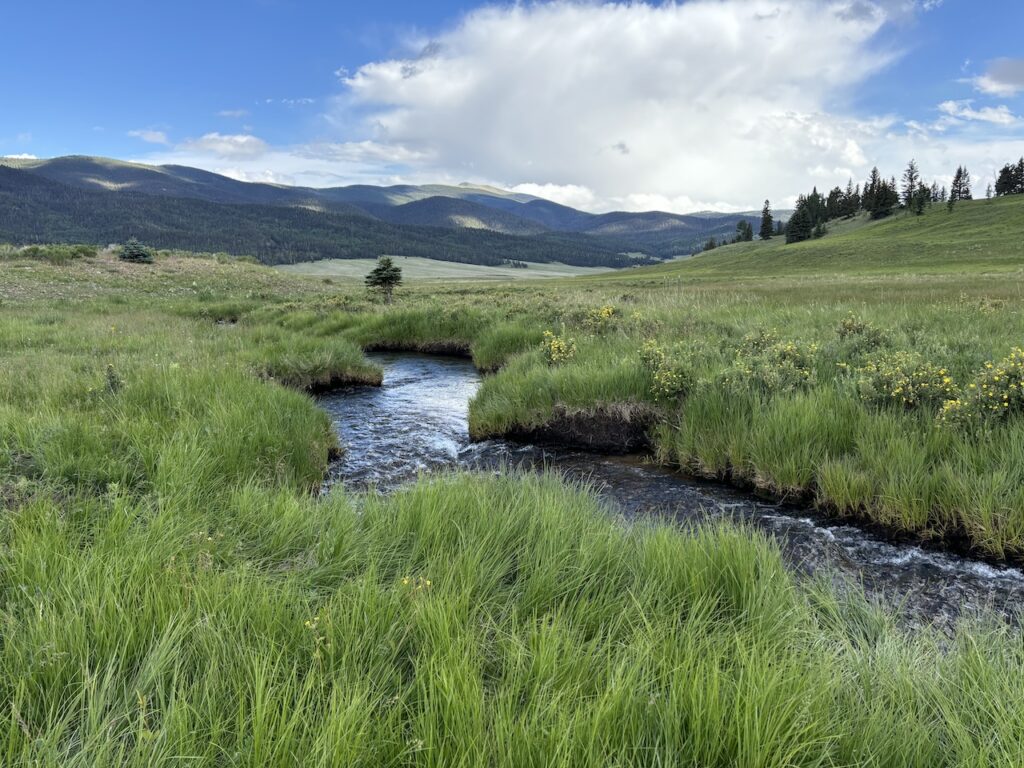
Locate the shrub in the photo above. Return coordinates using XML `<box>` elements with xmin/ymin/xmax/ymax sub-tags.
<box><xmin>118</xmin><ymin>238</ymin><xmax>155</xmax><ymax>264</ymax></box>
<box><xmin>721</xmin><ymin>338</ymin><xmax>818</xmax><ymax>396</ymax></box>
<box><xmin>640</xmin><ymin>340</ymin><xmax>693</xmax><ymax>401</ymax></box>
<box><xmin>584</xmin><ymin>304</ymin><xmax>617</xmax><ymax>334</ymax></box>
<box><xmin>940</xmin><ymin>347</ymin><xmax>1024</xmax><ymax>427</ymax></box>
<box><xmin>857</xmin><ymin>351</ymin><xmax>958</xmax><ymax>409</ymax></box>
<box><xmin>541</xmin><ymin>330</ymin><xmax>576</xmax><ymax>365</ymax></box>
<box><xmin>836</xmin><ymin>312</ymin><xmax>887</xmax><ymax>348</ymax></box>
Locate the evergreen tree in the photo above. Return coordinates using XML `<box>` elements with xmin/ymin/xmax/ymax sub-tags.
<box><xmin>901</xmin><ymin>159</ymin><xmax>920</xmax><ymax>209</ymax></box>
<box><xmin>759</xmin><ymin>200</ymin><xmax>774</xmax><ymax>240</ymax></box>
<box><xmin>365</xmin><ymin>256</ymin><xmax>403</xmax><ymax>303</ymax></box>
<box><xmin>862</xmin><ymin>167</ymin><xmax>882</xmax><ymax>214</ymax></box>
<box><xmin>785</xmin><ymin>202</ymin><xmax>813</xmax><ymax>244</ymax></box>
<box><xmin>995</xmin><ymin>158</ymin><xmax>1024</xmax><ymax>196</ymax></box>
<box><xmin>911</xmin><ymin>183</ymin><xmax>930</xmax><ymax>216</ymax></box>
<box><xmin>951</xmin><ymin>166</ymin><xmax>973</xmax><ymax>202</ymax></box>
<box><xmin>118</xmin><ymin>238</ymin><xmax>154</xmax><ymax>264</ymax></box>
<box><xmin>841</xmin><ymin>179</ymin><xmax>860</xmax><ymax>217</ymax></box>
<box><xmin>734</xmin><ymin>220</ymin><xmax>753</xmax><ymax>242</ymax></box>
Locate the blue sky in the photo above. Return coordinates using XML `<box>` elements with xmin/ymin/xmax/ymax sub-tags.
<box><xmin>4</xmin><ymin>1</ymin><xmax>1024</xmax><ymax>210</ymax></box>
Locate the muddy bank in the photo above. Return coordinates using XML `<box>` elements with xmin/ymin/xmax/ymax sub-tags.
<box><xmin>487</xmin><ymin>403</ymin><xmax>657</xmax><ymax>454</ymax></box>
<box><xmin>364</xmin><ymin>339</ymin><xmax>473</xmax><ymax>358</ymax></box>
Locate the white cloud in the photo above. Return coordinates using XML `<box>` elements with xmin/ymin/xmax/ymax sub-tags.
<box><xmin>511</xmin><ymin>183</ymin><xmax>598</xmax><ymax>209</ymax></box>
<box><xmin>217</xmin><ymin>109</ymin><xmax>250</xmax><ymax>118</ymax></box>
<box><xmin>2</xmin><ymin>153</ymin><xmax>37</xmax><ymax>160</ymax></box>
<box><xmin>335</xmin><ymin>0</ymin><xmax>908</xmax><ymax>211</ymax></box>
<box><xmin>969</xmin><ymin>58</ymin><xmax>1024</xmax><ymax>97</ymax></box>
<box><xmin>938</xmin><ymin>100</ymin><xmax>1019</xmax><ymax>126</ymax></box>
<box><xmin>136</xmin><ymin>1</ymin><xmax>1024</xmax><ymax>212</ymax></box>
<box><xmin>178</xmin><ymin>132</ymin><xmax>270</xmax><ymax>159</ymax></box>
<box><xmin>127</xmin><ymin>129</ymin><xmax>170</xmax><ymax>145</ymax></box>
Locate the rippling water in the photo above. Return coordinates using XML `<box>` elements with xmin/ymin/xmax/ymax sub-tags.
<box><xmin>318</xmin><ymin>353</ymin><xmax>1024</xmax><ymax>630</ymax></box>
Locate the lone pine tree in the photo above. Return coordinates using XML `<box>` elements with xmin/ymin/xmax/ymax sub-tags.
<box><xmin>365</xmin><ymin>256</ymin><xmax>403</xmax><ymax>304</ymax></box>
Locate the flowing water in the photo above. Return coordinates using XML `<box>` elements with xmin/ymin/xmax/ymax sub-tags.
<box><xmin>319</xmin><ymin>353</ymin><xmax>1024</xmax><ymax>630</ymax></box>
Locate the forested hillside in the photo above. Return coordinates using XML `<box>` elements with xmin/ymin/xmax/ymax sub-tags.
<box><xmin>0</xmin><ymin>166</ymin><xmax>643</xmax><ymax>267</ymax></box>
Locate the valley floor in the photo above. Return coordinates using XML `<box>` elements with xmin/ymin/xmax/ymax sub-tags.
<box><xmin>3</xmin><ymin>198</ymin><xmax>1024</xmax><ymax>765</ymax></box>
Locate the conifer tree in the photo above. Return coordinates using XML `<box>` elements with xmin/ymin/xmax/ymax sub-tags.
<box><xmin>365</xmin><ymin>256</ymin><xmax>403</xmax><ymax>303</ymax></box>
<box><xmin>759</xmin><ymin>200</ymin><xmax>774</xmax><ymax>240</ymax></box>
<box><xmin>118</xmin><ymin>238</ymin><xmax>154</xmax><ymax>264</ymax></box>
<box><xmin>901</xmin><ymin>159</ymin><xmax>920</xmax><ymax>209</ymax></box>
<box><xmin>785</xmin><ymin>202</ymin><xmax>813</xmax><ymax>244</ymax></box>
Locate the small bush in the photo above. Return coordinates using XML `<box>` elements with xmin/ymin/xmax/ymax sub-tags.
<box><xmin>721</xmin><ymin>338</ymin><xmax>818</xmax><ymax>396</ymax></box>
<box><xmin>541</xmin><ymin>330</ymin><xmax>576</xmax><ymax>365</ymax></box>
<box><xmin>836</xmin><ymin>312</ymin><xmax>888</xmax><ymax>348</ymax></box>
<box><xmin>640</xmin><ymin>340</ymin><xmax>693</xmax><ymax>401</ymax></box>
<box><xmin>940</xmin><ymin>347</ymin><xmax>1024</xmax><ymax>427</ymax></box>
<box><xmin>857</xmin><ymin>351</ymin><xmax>958</xmax><ymax>409</ymax></box>
<box><xmin>118</xmin><ymin>238</ymin><xmax>155</xmax><ymax>264</ymax></box>
<box><xmin>583</xmin><ymin>304</ymin><xmax>617</xmax><ymax>334</ymax></box>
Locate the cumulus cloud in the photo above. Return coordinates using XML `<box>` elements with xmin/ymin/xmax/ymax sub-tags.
<box><xmin>336</xmin><ymin>0</ymin><xmax>909</xmax><ymax>210</ymax></box>
<box><xmin>137</xmin><ymin>1</ymin><xmax>1024</xmax><ymax>211</ymax></box>
<box><xmin>178</xmin><ymin>132</ymin><xmax>270</xmax><ymax>159</ymax></box>
<box><xmin>127</xmin><ymin>129</ymin><xmax>169</xmax><ymax>145</ymax></box>
<box><xmin>2</xmin><ymin>153</ymin><xmax>37</xmax><ymax>160</ymax></box>
<box><xmin>969</xmin><ymin>58</ymin><xmax>1024</xmax><ymax>98</ymax></box>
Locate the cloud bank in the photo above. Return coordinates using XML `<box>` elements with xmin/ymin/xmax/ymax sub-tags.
<box><xmin>139</xmin><ymin>1</ymin><xmax>1024</xmax><ymax>211</ymax></box>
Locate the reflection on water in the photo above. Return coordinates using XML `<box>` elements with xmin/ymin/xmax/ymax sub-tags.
<box><xmin>318</xmin><ymin>353</ymin><xmax>1024</xmax><ymax>630</ymax></box>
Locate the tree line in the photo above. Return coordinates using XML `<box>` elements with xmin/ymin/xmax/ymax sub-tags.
<box><xmin>745</xmin><ymin>157</ymin><xmax>1010</xmax><ymax>246</ymax></box>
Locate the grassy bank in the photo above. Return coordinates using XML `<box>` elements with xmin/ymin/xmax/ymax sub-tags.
<box><xmin>3</xmin><ymin>230</ymin><xmax>1024</xmax><ymax>763</ymax></box>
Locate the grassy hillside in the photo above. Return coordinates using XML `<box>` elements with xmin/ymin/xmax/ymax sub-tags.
<box><xmin>3</xmin><ymin>249</ymin><xmax>1024</xmax><ymax>764</ymax></box>
<box><xmin>654</xmin><ymin>196</ymin><xmax>1024</xmax><ymax>278</ymax></box>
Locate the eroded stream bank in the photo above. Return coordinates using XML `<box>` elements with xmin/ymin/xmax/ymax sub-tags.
<box><xmin>318</xmin><ymin>353</ymin><xmax>1024</xmax><ymax>630</ymax></box>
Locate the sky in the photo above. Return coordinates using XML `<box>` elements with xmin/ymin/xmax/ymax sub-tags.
<box><xmin>3</xmin><ymin>0</ymin><xmax>1024</xmax><ymax>212</ymax></box>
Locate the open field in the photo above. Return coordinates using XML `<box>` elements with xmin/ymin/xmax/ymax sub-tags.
<box><xmin>277</xmin><ymin>255</ymin><xmax>613</xmax><ymax>281</ymax></box>
<box><xmin>3</xmin><ymin>195</ymin><xmax>1024</xmax><ymax>763</ymax></box>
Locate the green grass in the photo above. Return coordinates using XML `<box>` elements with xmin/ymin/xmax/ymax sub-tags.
<box><xmin>3</xmin><ymin>197</ymin><xmax>1024</xmax><ymax>763</ymax></box>
<box><xmin>644</xmin><ymin>196</ymin><xmax>1024</xmax><ymax>278</ymax></box>
<box><xmin>277</xmin><ymin>255</ymin><xmax>613</xmax><ymax>281</ymax></box>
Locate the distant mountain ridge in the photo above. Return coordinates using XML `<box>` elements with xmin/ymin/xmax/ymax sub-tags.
<box><xmin>0</xmin><ymin>155</ymin><xmax>766</xmax><ymax>264</ymax></box>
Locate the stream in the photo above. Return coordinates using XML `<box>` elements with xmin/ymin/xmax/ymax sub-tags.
<box><xmin>319</xmin><ymin>353</ymin><xmax>1024</xmax><ymax>630</ymax></box>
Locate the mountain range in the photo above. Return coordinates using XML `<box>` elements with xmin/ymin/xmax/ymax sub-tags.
<box><xmin>0</xmin><ymin>155</ymin><xmax>769</xmax><ymax>268</ymax></box>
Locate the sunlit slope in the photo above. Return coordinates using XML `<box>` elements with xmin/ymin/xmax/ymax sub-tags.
<box><xmin>623</xmin><ymin>196</ymin><xmax>1024</xmax><ymax>279</ymax></box>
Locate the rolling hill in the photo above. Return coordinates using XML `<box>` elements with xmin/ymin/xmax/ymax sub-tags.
<box><xmin>0</xmin><ymin>155</ymin><xmax>768</xmax><ymax>263</ymax></box>
<box><xmin>611</xmin><ymin>195</ymin><xmax>1024</xmax><ymax>281</ymax></box>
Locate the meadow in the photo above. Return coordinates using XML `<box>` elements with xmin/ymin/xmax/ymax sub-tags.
<box><xmin>2</xmin><ymin>195</ymin><xmax>1024</xmax><ymax>764</ymax></box>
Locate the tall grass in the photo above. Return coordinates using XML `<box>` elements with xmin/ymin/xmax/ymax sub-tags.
<box><xmin>3</xmin><ymin>473</ymin><xmax>1024</xmax><ymax>766</ymax></box>
<box><xmin>4</xmin><ymin>244</ymin><xmax>1024</xmax><ymax>763</ymax></box>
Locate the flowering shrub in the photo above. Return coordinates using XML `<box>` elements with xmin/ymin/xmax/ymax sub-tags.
<box><xmin>640</xmin><ymin>340</ymin><xmax>692</xmax><ymax>401</ymax></box>
<box><xmin>857</xmin><ymin>352</ymin><xmax>958</xmax><ymax>409</ymax></box>
<box><xmin>835</xmin><ymin>313</ymin><xmax>888</xmax><ymax>351</ymax></box>
<box><xmin>940</xmin><ymin>347</ymin><xmax>1024</xmax><ymax>427</ymax></box>
<box><xmin>584</xmin><ymin>305</ymin><xmax>618</xmax><ymax>334</ymax></box>
<box><xmin>541</xmin><ymin>330</ymin><xmax>576</xmax><ymax>365</ymax></box>
<box><xmin>738</xmin><ymin>327</ymin><xmax>780</xmax><ymax>355</ymax></box>
<box><xmin>719</xmin><ymin>338</ymin><xmax>818</xmax><ymax>396</ymax></box>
